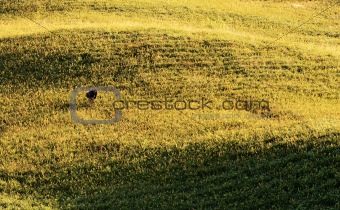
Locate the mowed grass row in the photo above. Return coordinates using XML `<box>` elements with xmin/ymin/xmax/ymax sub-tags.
<box><xmin>0</xmin><ymin>0</ymin><xmax>339</xmax><ymax>209</ymax></box>
<box><xmin>2</xmin><ymin>134</ymin><xmax>340</xmax><ymax>209</ymax></box>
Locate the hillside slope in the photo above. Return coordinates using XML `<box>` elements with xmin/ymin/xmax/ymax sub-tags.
<box><xmin>0</xmin><ymin>0</ymin><xmax>339</xmax><ymax>209</ymax></box>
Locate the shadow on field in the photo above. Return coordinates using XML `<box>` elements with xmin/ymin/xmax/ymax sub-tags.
<box><xmin>7</xmin><ymin>133</ymin><xmax>339</xmax><ymax>209</ymax></box>
<box><xmin>0</xmin><ymin>35</ymin><xmax>94</xmax><ymax>88</ymax></box>
<box><xmin>0</xmin><ymin>30</ymin><xmax>245</xmax><ymax>89</ymax></box>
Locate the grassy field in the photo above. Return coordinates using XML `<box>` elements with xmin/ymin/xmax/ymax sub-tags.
<box><xmin>0</xmin><ymin>0</ymin><xmax>339</xmax><ymax>209</ymax></box>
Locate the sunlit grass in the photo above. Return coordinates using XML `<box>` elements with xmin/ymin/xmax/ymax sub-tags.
<box><xmin>0</xmin><ymin>0</ymin><xmax>339</xmax><ymax>209</ymax></box>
